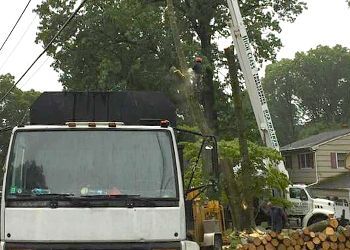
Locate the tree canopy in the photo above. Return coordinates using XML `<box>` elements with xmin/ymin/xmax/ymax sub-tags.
<box><xmin>0</xmin><ymin>74</ymin><xmax>40</xmax><ymax>166</ymax></box>
<box><xmin>264</xmin><ymin>45</ymin><xmax>350</xmax><ymax>145</ymax></box>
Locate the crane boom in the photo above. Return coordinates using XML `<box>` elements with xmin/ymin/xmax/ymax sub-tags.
<box><xmin>226</xmin><ymin>0</ymin><xmax>289</xmax><ymax>176</ymax></box>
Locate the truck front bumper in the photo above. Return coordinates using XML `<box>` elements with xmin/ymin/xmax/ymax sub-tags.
<box><xmin>2</xmin><ymin>241</ymin><xmax>199</xmax><ymax>250</ymax></box>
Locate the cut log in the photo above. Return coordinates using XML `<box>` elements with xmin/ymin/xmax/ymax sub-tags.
<box><xmin>312</xmin><ymin>237</ymin><xmax>320</xmax><ymax>245</ymax></box>
<box><xmin>303</xmin><ymin>228</ymin><xmax>310</xmax><ymax>235</ymax></box>
<box><xmin>319</xmin><ymin>232</ymin><xmax>327</xmax><ymax>242</ymax></box>
<box><xmin>248</xmin><ymin>244</ymin><xmax>257</xmax><ymax>250</ymax></box>
<box><xmin>309</xmin><ymin>232</ymin><xmax>315</xmax><ymax>238</ymax></box>
<box><xmin>270</xmin><ymin>231</ymin><xmax>278</xmax><ymax>238</ymax></box>
<box><xmin>277</xmin><ymin>244</ymin><xmax>286</xmax><ymax>250</ymax></box>
<box><xmin>283</xmin><ymin>238</ymin><xmax>291</xmax><ymax>247</ymax></box>
<box><xmin>291</xmin><ymin>239</ymin><xmax>297</xmax><ymax>246</ymax></box>
<box><xmin>297</xmin><ymin>238</ymin><xmax>304</xmax><ymax>246</ymax></box>
<box><xmin>287</xmin><ymin>247</ymin><xmax>294</xmax><ymax>250</ymax></box>
<box><xmin>328</xmin><ymin>234</ymin><xmax>337</xmax><ymax>242</ymax></box>
<box><xmin>277</xmin><ymin>234</ymin><xmax>284</xmax><ymax>241</ymax></box>
<box><xmin>253</xmin><ymin>238</ymin><xmax>262</xmax><ymax>246</ymax></box>
<box><xmin>346</xmin><ymin>240</ymin><xmax>350</xmax><ymax>248</ymax></box>
<box><xmin>257</xmin><ymin>245</ymin><xmax>264</xmax><ymax>250</ymax></box>
<box><xmin>272</xmin><ymin>239</ymin><xmax>279</xmax><ymax>247</ymax></box>
<box><xmin>262</xmin><ymin>238</ymin><xmax>268</xmax><ymax>245</ymax></box>
<box><xmin>322</xmin><ymin>241</ymin><xmax>330</xmax><ymax>250</ymax></box>
<box><xmin>303</xmin><ymin>235</ymin><xmax>311</xmax><ymax>242</ymax></box>
<box><xmin>325</xmin><ymin>227</ymin><xmax>335</xmax><ymax>236</ymax></box>
<box><xmin>339</xmin><ymin>233</ymin><xmax>347</xmax><ymax>243</ymax></box>
<box><xmin>291</xmin><ymin>232</ymin><xmax>300</xmax><ymax>240</ymax></box>
<box><xmin>344</xmin><ymin>229</ymin><xmax>350</xmax><ymax>238</ymax></box>
<box><xmin>328</xmin><ymin>218</ymin><xmax>339</xmax><ymax>229</ymax></box>
<box><xmin>265</xmin><ymin>243</ymin><xmax>275</xmax><ymax>250</ymax></box>
<box><xmin>330</xmin><ymin>242</ymin><xmax>337</xmax><ymax>250</ymax></box>
<box><xmin>307</xmin><ymin>220</ymin><xmax>328</xmax><ymax>232</ymax></box>
<box><xmin>339</xmin><ymin>243</ymin><xmax>346</xmax><ymax>250</ymax></box>
<box><xmin>294</xmin><ymin>245</ymin><xmax>301</xmax><ymax>250</ymax></box>
<box><xmin>305</xmin><ymin>241</ymin><xmax>315</xmax><ymax>250</ymax></box>
<box><xmin>266</xmin><ymin>235</ymin><xmax>272</xmax><ymax>242</ymax></box>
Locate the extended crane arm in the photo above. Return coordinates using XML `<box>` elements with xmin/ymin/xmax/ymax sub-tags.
<box><xmin>226</xmin><ymin>0</ymin><xmax>289</xmax><ymax>176</ymax></box>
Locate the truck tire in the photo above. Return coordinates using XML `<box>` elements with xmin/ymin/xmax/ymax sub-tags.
<box><xmin>307</xmin><ymin>214</ymin><xmax>328</xmax><ymax>226</ymax></box>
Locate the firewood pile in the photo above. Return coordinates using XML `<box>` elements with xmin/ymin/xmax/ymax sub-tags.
<box><xmin>236</xmin><ymin>218</ymin><xmax>350</xmax><ymax>250</ymax></box>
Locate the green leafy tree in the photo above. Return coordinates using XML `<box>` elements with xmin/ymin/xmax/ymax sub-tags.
<box><xmin>182</xmin><ymin>139</ymin><xmax>288</xmax><ymax>231</ymax></box>
<box><xmin>294</xmin><ymin>45</ymin><xmax>350</xmax><ymax>124</ymax></box>
<box><xmin>34</xmin><ymin>0</ymin><xmax>185</xmax><ymax>92</ymax></box>
<box><xmin>35</xmin><ymin>0</ymin><xmax>307</xmax><ymax>134</ymax></box>
<box><xmin>263</xmin><ymin>59</ymin><xmax>302</xmax><ymax>145</ymax></box>
<box><xmin>0</xmin><ymin>74</ymin><xmax>40</xmax><ymax>167</ymax></box>
<box><xmin>264</xmin><ymin>45</ymin><xmax>350</xmax><ymax>144</ymax></box>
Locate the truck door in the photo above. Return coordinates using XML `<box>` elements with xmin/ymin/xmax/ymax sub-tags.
<box><xmin>287</xmin><ymin>187</ymin><xmax>311</xmax><ymax>216</ymax></box>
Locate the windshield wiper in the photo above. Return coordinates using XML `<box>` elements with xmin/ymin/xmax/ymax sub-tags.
<box><xmin>80</xmin><ymin>194</ymin><xmax>140</xmax><ymax>199</ymax></box>
<box><xmin>79</xmin><ymin>194</ymin><xmax>158</xmax><ymax>207</ymax></box>
<box><xmin>34</xmin><ymin>193</ymin><xmax>75</xmax><ymax>197</ymax></box>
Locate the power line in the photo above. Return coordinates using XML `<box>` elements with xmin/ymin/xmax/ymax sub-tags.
<box><xmin>0</xmin><ymin>0</ymin><xmax>88</xmax><ymax>104</ymax></box>
<box><xmin>0</xmin><ymin>0</ymin><xmax>32</xmax><ymax>53</ymax></box>
<box><xmin>18</xmin><ymin>56</ymin><xmax>50</xmax><ymax>89</ymax></box>
<box><xmin>0</xmin><ymin>15</ymin><xmax>37</xmax><ymax>72</ymax></box>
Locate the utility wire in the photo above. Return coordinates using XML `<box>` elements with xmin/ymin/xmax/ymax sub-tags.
<box><xmin>18</xmin><ymin>56</ymin><xmax>50</xmax><ymax>89</ymax></box>
<box><xmin>0</xmin><ymin>15</ymin><xmax>37</xmax><ymax>72</ymax></box>
<box><xmin>0</xmin><ymin>0</ymin><xmax>88</xmax><ymax>104</ymax></box>
<box><xmin>0</xmin><ymin>0</ymin><xmax>32</xmax><ymax>53</ymax></box>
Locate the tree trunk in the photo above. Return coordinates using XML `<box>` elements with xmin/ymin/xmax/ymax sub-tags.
<box><xmin>166</xmin><ymin>0</ymin><xmax>211</xmax><ymax>134</ymax></box>
<box><xmin>225</xmin><ymin>46</ymin><xmax>256</xmax><ymax>231</ymax></box>
<box><xmin>197</xmin><ymin>23</ymin><xmax>218</xmax><ymax>135</ymax></box>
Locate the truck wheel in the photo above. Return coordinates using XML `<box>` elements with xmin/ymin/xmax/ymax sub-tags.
<box><xmin>213</xmin><ymin>234</ymin><xmax>223</xmax><ymax>250</ymax></box>
<box><xmin>307</xmin><ymin>214</ymin><xmax>328</xmax><ymax>226</ymax></box>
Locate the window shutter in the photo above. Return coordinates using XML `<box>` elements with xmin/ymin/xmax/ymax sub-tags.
<box><xmin>297</xmin><ymin>155</ymin><xmax>301</xmax><ymax>169</ymax></box>
<box><xmin>330</xmin><ymin>152</ymin><xmax>337</xmax><ymax>169</ymax></box>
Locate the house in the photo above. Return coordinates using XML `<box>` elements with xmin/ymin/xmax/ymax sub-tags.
<box><xmin>281</xmin><ymin>128</ymin><xmax>350</xmax><ymax>201</ymax></box>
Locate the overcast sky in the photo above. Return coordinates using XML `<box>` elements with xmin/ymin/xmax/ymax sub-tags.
<box><xmin>0</xmin><ymin>0</ymin><xmax>349</xmax><ymax>92</ymax></box>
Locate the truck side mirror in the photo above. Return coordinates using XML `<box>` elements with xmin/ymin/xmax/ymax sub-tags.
<box><xmin>202</xmin><ymin>138</ymin><xmax>219</xmax><ymax>179</ymax></box>
<box><xmin>300</xmin><ymin>191</ymin><xmax>308</xmax><ymax>201</ymax></box>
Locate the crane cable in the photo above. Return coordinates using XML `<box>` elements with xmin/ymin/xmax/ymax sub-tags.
<box><xmin>0</xmin><ymin>0</ymin><xmax>88</xmax><ymax>104</ymax></box>
<box><xmin>0</xmin><ymin>0</ymin><xmax>32</xmax><ymax>53</ymax></box>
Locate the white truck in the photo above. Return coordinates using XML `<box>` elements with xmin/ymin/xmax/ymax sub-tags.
<box><xmin>0</xmin><ymin>92</ymin><xmax>220</xmax><ymax>250</ymax></box>
<box><xmin>226</xmin><ymin>0</ymin><xmax>337</xmax><ymax>228</ymax></box>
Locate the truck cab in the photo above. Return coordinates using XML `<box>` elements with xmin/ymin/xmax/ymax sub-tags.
<box><xmin>1</xmin><ymin>92</ymin><xmax>200</xmax><ymax>250</ymax></box>
<box><xmin>286</xmin><ymin>184</ymin><xmax>335</xmax><ymax>227</ymax></box>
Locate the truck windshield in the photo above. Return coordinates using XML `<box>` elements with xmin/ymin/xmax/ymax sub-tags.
<box><xmin>6</xmin><ymin>130</ymin><xmax>177</xmax><ymax>199</ymax></box>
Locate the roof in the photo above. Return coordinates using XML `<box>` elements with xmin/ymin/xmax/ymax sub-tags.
<box><xmin>309</xmin><ymin>172</ymin><xmax>350</xmax><ymax>190</ymax></box>
<box><xmin>281</xmin><ymin>128</ymin><xmax>350</xmax><ymax>152</ymax></box>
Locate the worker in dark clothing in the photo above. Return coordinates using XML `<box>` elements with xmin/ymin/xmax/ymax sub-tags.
<box><xmin>267</xmin><ymin>202</ymin><xmax>288</xmax><ymax>233</ymax></box>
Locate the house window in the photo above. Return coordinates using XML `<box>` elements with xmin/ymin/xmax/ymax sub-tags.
<box><xmin>331</xmin><ymin>152</ymin><xmax>347</xmax><ymax>168</ymax></box>
<box><xmin>284</xmin><ymin>155</ymin><xmax>293</xmax><ymax>169</ymax></box>
<box><xmin>298</xmin><ymin>153</ymin><xmax>314</xmax><ymax>169</ymax></box>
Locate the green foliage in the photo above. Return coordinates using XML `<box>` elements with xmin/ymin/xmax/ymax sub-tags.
<box><xmin>0</xmin><ymin>74</ymin><xmax>40</xmax><ymax>167</ymax></box>
<box><xmin>266</xmin><ymin>167</ymin><xmax>290</xmax><ymax>193</ymax></box>
<box><xmin>182</xmin><ymin>138</ymin><xmax>286</xmax><ymax>200</ymax></box>
<box><xmin>264</xmin><ymin>45</ymin><xmax>350</xmax><ymax>145</ymax></box>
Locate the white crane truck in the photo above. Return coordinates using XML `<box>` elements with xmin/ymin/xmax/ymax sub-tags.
<box><xmin>226</xmin><ymin>0</ymin><xmax>336</xmax><ymax>227</ymax></box>
<box><xmin>0</xmin><ymin>92</ymin><xmax>221</xmax><ymax>250</ymax></box>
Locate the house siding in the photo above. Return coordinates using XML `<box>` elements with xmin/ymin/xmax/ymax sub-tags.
<box><xmin>315</xmin><ymin>134</ymin><xmax>350</xmax><ymax>181</ymax></box>
<box><xmin>309</xmin><ymin>188</ymin><xmax>349</xmax><ymax>201</ymax></box>
<box><xmin>285</xmin><ymin>153</ymin><xmax>317</xmax><ymax>184</ymax></box>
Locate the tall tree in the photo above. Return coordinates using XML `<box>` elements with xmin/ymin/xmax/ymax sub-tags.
<box><xmin>0</xmin><ymin>74</ymin><xmax>40</xmax><ymax>166</ymax></box>
<box><xmin>35</xmin><ymin>0</ymin><xmax>307</xmax><ymax>135</ymax></box>
<box><xmin>263</xmin><ymin>59</ymin><xmax>302</xmax><ymax>145</ymax></box>
<box><xmin>264</xmin><ymin>45</ymin><xmax>350</xmax><ymax>144</ymax></box>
